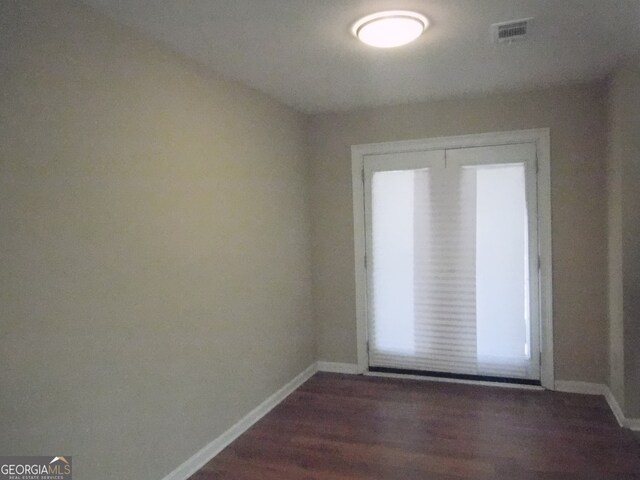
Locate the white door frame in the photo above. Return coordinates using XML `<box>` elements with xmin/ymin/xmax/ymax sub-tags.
<box><xmin>351</xmin><ymin>129</ymin><xmax>554</xmax><ymax>389</ymax></box>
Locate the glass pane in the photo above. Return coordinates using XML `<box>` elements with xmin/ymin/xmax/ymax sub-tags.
<box><xmin>475</xmin><ymin>164</ymin><xmax>530</xmax><ymax>365</ymax></box>
<box><xmin>370</xmin><ymin>170</ymin><xmax>417</xmax><ymax>355</ymax></box>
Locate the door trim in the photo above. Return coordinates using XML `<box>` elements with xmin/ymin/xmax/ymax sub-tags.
<box><xmin>351</xmin><ymin>129</ymin><xmax>554</xmax><ymax>389</ymax></box>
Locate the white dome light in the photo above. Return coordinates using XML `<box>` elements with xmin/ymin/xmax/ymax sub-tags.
<box><xmin>353</xmin><ymin>11</ymin><xmax>429</xmax><ymax>48</ymax></box>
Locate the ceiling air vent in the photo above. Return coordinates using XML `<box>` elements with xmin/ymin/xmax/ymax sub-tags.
<box><xmin>491</xmin><ymin>18</ymin><xmax>533</xmax><ymax>43</ymax></box>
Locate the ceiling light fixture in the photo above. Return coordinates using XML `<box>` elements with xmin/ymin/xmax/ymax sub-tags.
<box><xmin>352</xmin><ymin>11</ymin><xmax>429</xmax><ymax>48</ymax></box>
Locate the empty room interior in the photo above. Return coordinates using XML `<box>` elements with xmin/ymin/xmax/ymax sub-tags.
<box><xmin>2</xmin><ymin>1</ymin><xmax>640</xmax><ymax>479</ymax></box>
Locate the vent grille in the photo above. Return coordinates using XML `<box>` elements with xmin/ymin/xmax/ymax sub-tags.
<box><xmin>492</xmin><ymin>18</ymin><xmax>533</xmax><ymax>43</ymax></box>
<box><xmin>499</xmin><ymin>21</ymin><xmax>527</xmax><ymax>39</ymax></box>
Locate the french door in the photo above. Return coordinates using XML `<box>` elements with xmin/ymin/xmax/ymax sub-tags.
<box><xmin>363</xmin><ymin>143</ymin><xmax>540</xmax><ymax>382</ymax></box>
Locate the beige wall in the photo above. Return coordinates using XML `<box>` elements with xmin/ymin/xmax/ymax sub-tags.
<box><xmin>0</xmin><ymin>2</ymin><xmax>314</xmax><ymax>479</ymax></box>
<box><xmin>309</xmin><ymin>83</ymin><xmax>609</xmax><ymax>384</ymax></box>
<box><xmin>607</xmin><ymin>57</ymin><xmax>640</xmax><ymax>418</ymax></box>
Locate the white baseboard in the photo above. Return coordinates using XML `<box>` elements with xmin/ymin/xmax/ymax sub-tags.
<box><xmin>603</xmin><ymin>388</ymin><xmax>640</xmax><ymax>431</ymax></box>
<box><xmin>317</xmin><ymin>361</ymin><xmax>360</xmax><ymax>374</ymax></box>
<box><xmin>626</xmin><ymin>418</ymin><xmax>640</xmax><ymax>431</ymax></box>
<box><xmin>555</xmin><ymin>381</ymin><xmax>640</xmax><ymax>431</ymax></box>
<box><xmin>603</xmin><ymin>387</ymin><xmax>626</xmax><ymax>428</ymax></box>
<box><xmin>554</xmin><ymin>380</ymin><xmax>607</xmax><ymax>396</ymax></box>
<box><xmin>161</xmin><ymin>363</ymin><xmax>318</xmax><ymax>480</ymax></box>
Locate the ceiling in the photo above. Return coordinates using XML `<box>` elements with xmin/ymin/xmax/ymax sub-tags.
<box><xmin>82</xmin><ymin>0</ymin><xmax>640</xmax><ymax>113</ymax></box>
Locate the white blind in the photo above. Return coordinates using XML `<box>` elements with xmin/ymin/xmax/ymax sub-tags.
<box><xmin>368</xmin><ymin>154</ymin><xmax>535</xmax><ymax>380</ymax></box>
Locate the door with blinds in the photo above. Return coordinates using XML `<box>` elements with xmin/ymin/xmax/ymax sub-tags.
<box><xmin>364</xmin><ymin>143</ymin><xmax>540</xmax><ymax>383</ymax></box>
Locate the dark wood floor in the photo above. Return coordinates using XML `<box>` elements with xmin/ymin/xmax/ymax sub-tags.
<box><xmin>191</xmin><ymin>373</ymin><xmax>640</xmax><ymax>479</ymax></box>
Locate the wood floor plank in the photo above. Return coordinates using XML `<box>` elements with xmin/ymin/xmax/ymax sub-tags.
<box><xmin>190</xmin><ymin>373</ymin><xmax>640</xmax><ymax>479</ymax></box>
